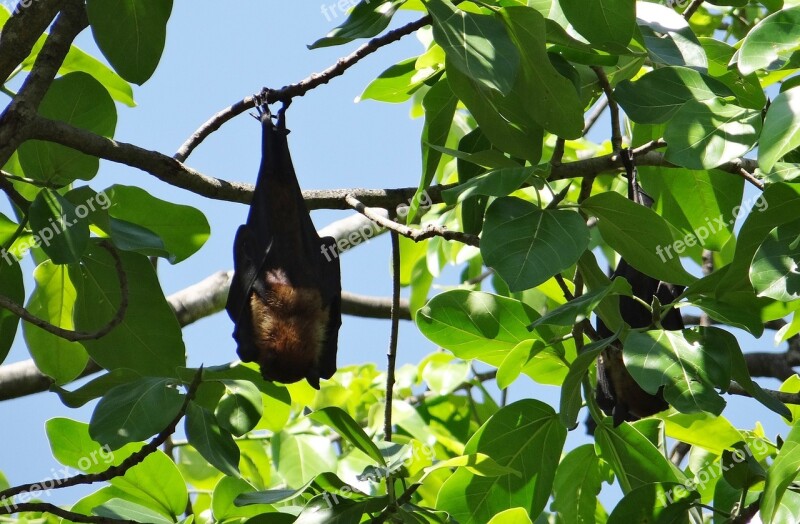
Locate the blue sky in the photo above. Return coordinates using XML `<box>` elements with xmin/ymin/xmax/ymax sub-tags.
<box><xmin>0</xmin><ymin>0</ymin><xmax>792</xmax><ymax>512</ymax></box>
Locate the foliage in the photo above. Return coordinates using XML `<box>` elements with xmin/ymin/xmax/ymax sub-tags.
<box><xmin>3</xmin><ymin>0</ymin><xmax>800</xmax><ymax>523</ymax></box>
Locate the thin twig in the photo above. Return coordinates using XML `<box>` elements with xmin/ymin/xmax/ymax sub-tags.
<box><xmin>738</xmin><ymin>167</ymin><xmax>764</xmax><ymax>190</ymax></box>
<box><xmin>583</xmin><ymin>98</ymin><xmax>609</xmax><ymax>136</ymax></box>
<box><xmin>384</xmin><ymin>232</ymin><xmax>401</xmax><ymax>442</ymax></box>
<box><xmin>727</xmin><ymin>381</ymin><xmax>800</xmax><ymax>405</ymax></box>
<box><xmin>683</xmin><ymin>0</ymin><xmax>705</xmax><ymax>20</ymax></box>
<box><xmin>591</xmin><ymin>66</ymin><xmax>622</xmax><ymax>153</ymax></box>
<box><xmin>0</xmin><ymin>502</ymin><xmax>134</xmax><ymax>523</ymax></box>
<box><xmin>0</xmin><ymin>241</ymin><xmax>128</xmax><ymax>341</ymax></box>
<box><xmin>0</xmin><ymin>368</ymin><xmax>203</xmax><ymax>503</ymax></box>
<box><xmin>346</xmin><ymin>194</ymin><xmax>479</xmax><ymax>246</ymax></box>
<box><xmin>174</xmin><ymin>14</ymin><xmax>432</xmax><ymax>162</ymax></box>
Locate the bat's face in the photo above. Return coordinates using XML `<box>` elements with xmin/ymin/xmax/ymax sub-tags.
<box><xmin>248</xmin><ymin>283</ymin><xmax>331</xmax><ymax>387</ymax></box>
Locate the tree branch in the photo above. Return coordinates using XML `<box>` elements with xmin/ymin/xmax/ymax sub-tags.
<box><xmin>0</xmin><ymin>0</ymin><xmax>65</xmax><ymax>82</ymax></box>
<box><xmin>174</xmin><ymin>14</ymin><xmax>432</xmax><ymax>162</ymax></box>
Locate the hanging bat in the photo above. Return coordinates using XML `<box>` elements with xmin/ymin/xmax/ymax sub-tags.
<box><xmin>593</xmin><ymin>150</ymin><xmax>684</xmax><ymax>427</ymax></box>
<box><xmin>225</xmin><ymin>104</ymin><xmax>341</xmax><ymax>389</ymax></box>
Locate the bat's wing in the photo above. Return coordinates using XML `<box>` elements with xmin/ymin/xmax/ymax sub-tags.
<box><xmin>317</xmin><ymin>235</ymin><xmax>342</xmax><ymax>381</ymax></box>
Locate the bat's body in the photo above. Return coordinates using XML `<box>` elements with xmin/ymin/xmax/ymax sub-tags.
<box><xmin>226</xmin><ymin>108</ymin><xmax>341</xmax><ymax>389</ymax></box>
<box><xmin>593</xmin><ymin>152</ymin><xmax>684</xmax><ymax>427</ymax></box>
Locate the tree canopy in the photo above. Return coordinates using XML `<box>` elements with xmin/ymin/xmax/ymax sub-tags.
<box><xmin>2</xmin><ymin>0</ymin><xmax>800</xmax><ymax>522</ymax></box>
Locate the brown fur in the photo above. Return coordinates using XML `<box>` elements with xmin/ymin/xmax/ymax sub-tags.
<box><xmin>249</xmin><ymin>274</ymin><xmax>330</xmax><ymax>384</ymax></box>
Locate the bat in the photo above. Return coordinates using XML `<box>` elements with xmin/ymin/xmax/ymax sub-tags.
<box><xmin>593</xmin><ymin>150</ymin><xmax>684</xmax><ymax>427</ymax></box>
<box><xmin>225</xmin><ymin>104</ymin><xmax>341</xmax><ymax>389</ymax></box>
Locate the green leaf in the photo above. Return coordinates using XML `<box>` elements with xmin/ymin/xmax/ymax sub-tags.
<box><xmin>185</xmin><ymin>402</ymin><xmax>240</xmax><ymax>477</ymax></box>
<box><xmin>552</xmin><ymin>445</ymin><xmax>613</xmax><ymax>524</ymax></box>
<box><xmin>750</xmin><ymin>218</ymin><xmax>800</xmax><ymax>301</ymax></box>
<box><xmin>446</xmin><ymin>61</ymin><xmax>543</xmax><ymax>162</ymax></box>
<box><xmin>71</xmin><ymin>244</ymin><xmax>186</xmax><ymax>376</ymax></box>
<box><xmin>722</xmin><ymin>441</ymin><xmax>766</xmax><ymax>489</ymax></box>
<box><xmin>215</xmin><ymin>380</ymin><xmax>263</xmax><ymax>437</ymax></box>
<box><xmin>487</xmin><ymin>508</ymin><xmax>532</xmax><ymax>524</ymax></box>
<box><xmin>103</xmin><ymin>185</ymin><xmax>209</xmax><ymax>263</ymax></box>
<box><xmin>686</xmin><ymin>296</ymin><xmax>765</xmax><ymax>336</ymax></box>
<box><xmin>637</xmin><ymin>2</ymin><xmax>707</xmax><ymax>70</ymax></box>
<box><xmin>738</xmin><ymin>6</ymin><xmax>800</xmax><ymax>75</ymax></box>
<box><xmin>699</xmin><ymin>37</ymin><xmax>765</xmax><ymax>110</ymax></box>
<box><xmin>606</xmin><ymin>482</ymin><xmax>697</xmax><ymax>523</ymax></box>
<box><xmin>46</xmin><ymin>418</ymin><xmax>134</xmax><ymax>473</ymax></box>
<box><xmin>86</xmin><ymin>0</ymin><xmax>173</xmax><ymax>84</ymax></box>
<box><xmin>18</xmin><ymin>72</ymin><xmax>117</xmax><ymax>185</ymax></box>
<box><xmin>639</xmin><ymin>166</ymin><xmax>743</xmax><ymax>252</ymax></box>
<box><xmin>615</xmin><ymin>66</ymin><xmax>733</xmax><ymax>124</ymax></box>
<box><xmin>310</xmin><ymin>0</ymin><xmax>405</xmax><ymax>48</ymax></box>
<box><xmin>718</xmin><ymin>183</ymin><xmax>800</xmax><ymax>295</ymax></box>
<box><xmin>212</xmin><ymin>477</ymin><xmax>263</xmax><ymax>521</ymax></box>
<box><xmin>623</xmin><ymin>328</ymin><xmax>729</xmax><ymax>415</ymax></box>
<box><xmin>426</xmin><ymin>0</ymin><xmax>519</xmax><ymax>95</ymax></box>
<box><xmin>358</xmin><ymin>57</ymin><xmax>435</xmax><ymax>103</ymax></box>
<box><xmin>110</xmin><ymin>450</ymin><xmax>188</xmax><ymax>519</ymax></box>
<box><xmin>658</xmin><ymin>411</ymin><xmax>744</xmax><ymax>456</ymax></box>
<box><xmin>93</xmin><ymin>499</ymin><xmax>174</xmax><ymax>524</ymax></box>
<box><xmin>309</xmin><ymin>407</ymin><xmax>386</xmax><ymax>466</ymax></box>
<box><xmin>29</xmin><ymin>188</ymin><xmax>90</xmax><ymax>264</ymax></box>
<box><xmin>23</xmin><ymin>261</ymin><xmax>87</xmax><ymax>384</ymax></box>
<box><xmin>482</xmin><ymin>197</ymin><xmax>590</xmax><ymax>292</ymax></box>
<box><xmin>271</xmin><ymin>431</ymin><xmax>338</xmax><ymax>487</ymax></box>
<box><xmin>594</xmin><ymin>418</ymin><xmax>682</xmax><ymax>493</ymax></box>
<box><xmin>437</xmin><ymin>400</ymin><xmax>567</xmax><ymax>523</ymax></box>
<box><xmin>497</xmin><ymin>6</ymin><xmax>585</xmax><ymax>138</ymax></box>
<box><xmin>559</xmin><ymin>335</ymin><xmax>617</xmax><ymax>429</ymax></box>
<box><xmin>426</xmin><ymin>453</ymin><xmax>520</xmax><ymax>477</ymax></box>
<box><xmin>0</xmin><ymin>254</ymin><xmax>23</xmax><ymax>364</ymax></box>
<box><xmin>762</xmin><ymin>422</ymin><xmax>800</xmax><ymax>522</ymax></box>
<box><xmin>89</xmin><ymin>377</ymin><xmax>184</xmax><ymax>449</ymax></box>
<box><xmin>664</xmin><ymin>98</ymin><xmax>761</xmax><ymax>170</ymax></box>
<box><xmin>759</xmin><ymin>88</ymin><xmax>800</xmax><ymax>173</ymax></box>
<box><xmin>581</xmin><ymin>191</ymin><xmax>695</xmax><ymax>286</ymax></box>
<box><xmin>51</xmin><ymin>368</ymin><xmax>142</xmax><ymax>408</ymax></box>
<box><xmin>441</xmin><ymin>166</ymin><xmax>544</xmax><ymax>205</ymax></box>
<box><xmin>410</xmin><ymin>77</ymin><xmax>457</xmax><ymax>222</ymax></box>
<box><xmin>560</xmin><ymin>0</ymin><xmax>635</xmax><ymax>49</ymax></box>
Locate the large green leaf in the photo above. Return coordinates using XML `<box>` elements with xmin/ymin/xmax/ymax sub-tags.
<box><xmin>594</xmin><ymin>418</ymin><xmax>682</xmax><ymax>493</ymax></box>
<box><xmin>23</xmin><ymin>261</ymin><xmax>87</xmax><ymax>384</ymax></box>
<box><xmin>215</xmin><ymin>380</ymin><xmax>263</xmax><ymax>437</ymax></box>
<box><xmin>750</xmin><ymin>218</ymin><xmax>800</xmax><ymax>301</ymax></box>
<box><xmin>86</xmin><ymin>0</ymin><xmax>173</xmax><ymax>84</ymax></box>
<box><xmin>52</xmin><ymin>368</ymin><xmax>142</xmax><ymax>408</ymax></box>
<box><xmin>636</xmin><ymin>2</ymin><xmax>707</xmax><ymax>70</ymax></box>
<box><xmin>271</xmin><ymin>432</ymin><xmax>338</xmax><ymax>487</ymax></box>
<box><xmin>581</xmin><ymin>192</ymin><xmax>695</xmax><ymax>286</ymax></box>
<box><xmin>89</xmin><ymin>377</ymin><xmax>184</xmax><ymax>449</ymax></box>
<box><xmin>759</xmin><ymin>88</ymin><xmax>800</xmax><ymax>173</ymax></box>
<box><xmin>29</xmin><ymin>188</ymin><xmax>90</xmax><ymax>264</ymax></box>
<box><xmin>442</xmin><ymin>166</ymin><xmax>544</xmax><ymax>205</ymax></box>
<box><xmin>309</xmin><ymin>407</ymin><xmax>385</xmax><ymax>466</ymax></box>
<box><xmin>103</xmin><ymin>185</ymin><xmax>209</xmax><ymax>263</ymax></box>
<box><xmin>436</xmin><ymin>400</ymin><xmax>567</xmax><ymax>523</ymax></box>
<box><xmin>426</xmin><ymin>0</ymin><xmax>519</xmax><ymax>95</ymax></box>
<box><xmin>762</xmin><ymin>422</ymin><xmax>800</xmax><ymax>523</ymax></box>
<box><xmin>551</xmin><ymin>445</ymin><xmax>612</xmax><ymax>524</ymax></box>
<box><xmin>109</xmin><ymin>450</ymin><xmax>188</xmax><ymax>520</ymax></box>
<box><xmin>498</xmin><ymin>6</ymin><xmax>584</xmax><ymax>138</ymax></box>
<box><xmin>482</xmin><ymin>197</ymin><xmax>590</xmax><ymax>292</ymax></box>
<box><xmin>18</xmin><ymin>72</ymin><xmax>117</xmax><ymax>185</ymax></box>
<box><xmin>310</xmin><ymin>0</ymin><xmax>405</xmax><ymax>48</ymax></box>
<box><xmin>185</xmin><ymin>403</ymin><xmax>241</xmax><ymax>477</ymax></box>
<box><xmin>623</xmin><ymin>328</ymin><xmax>730</xmax><ymax>415</ymax></box>
<box><xmin>0</xmin><ymin>252</ymin><xmax>23</xmax><ymax>364</ymax></box>
<box><xmin>738</xmin><ymin>6</ymin><xmax>800</xmax><ymax>75</ymax></box>
<box><xmin>46</xmin><ymin>418</ymin><xmax>139</xmax><ymax>473</ymax></box>
<box><xmin>358</xmin><ymin>56</ymin><xmax>437</xmax><ymax>104</ymax></box>
<box><xmin>639</xmin><ymin>167</ymin><xmax>743</xmax><ymax>252</ymax></box>
<box><xmin>607</xmin><ymin>482</ymin><xmax>697</xmax><ymax>523</ymax></box>
<box><xmin>93</xmin><ymin>499</ymin><xmax>174</xmax><ymax>524</ymax></box>
<box><xmin>699</xmin><ymin>37</ymin><xmax>765</xmax><ymax>110</ymax></box>
<box><xmin>560</xmin><ymin>0</ymin><xmax>635</xmax><ymax>50</ymax></box>
<box><xmin>664</xmin><ymin>98</ymin><xmax>761</xmax><ymax>170</ymax></box>
<box><xmin>718</xmin><ymin>183</ymin><xmax>800</xmax><ymax>295</ymax></box>
<box><xmin>615</xmin><ymin>66</ymin><xmax>732</xmax><ymax>124</ymax></box>
<box><xmin>70</xmin><ymin>244</ymin><xmax>186</xmax><ymax>376</ymax></box>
